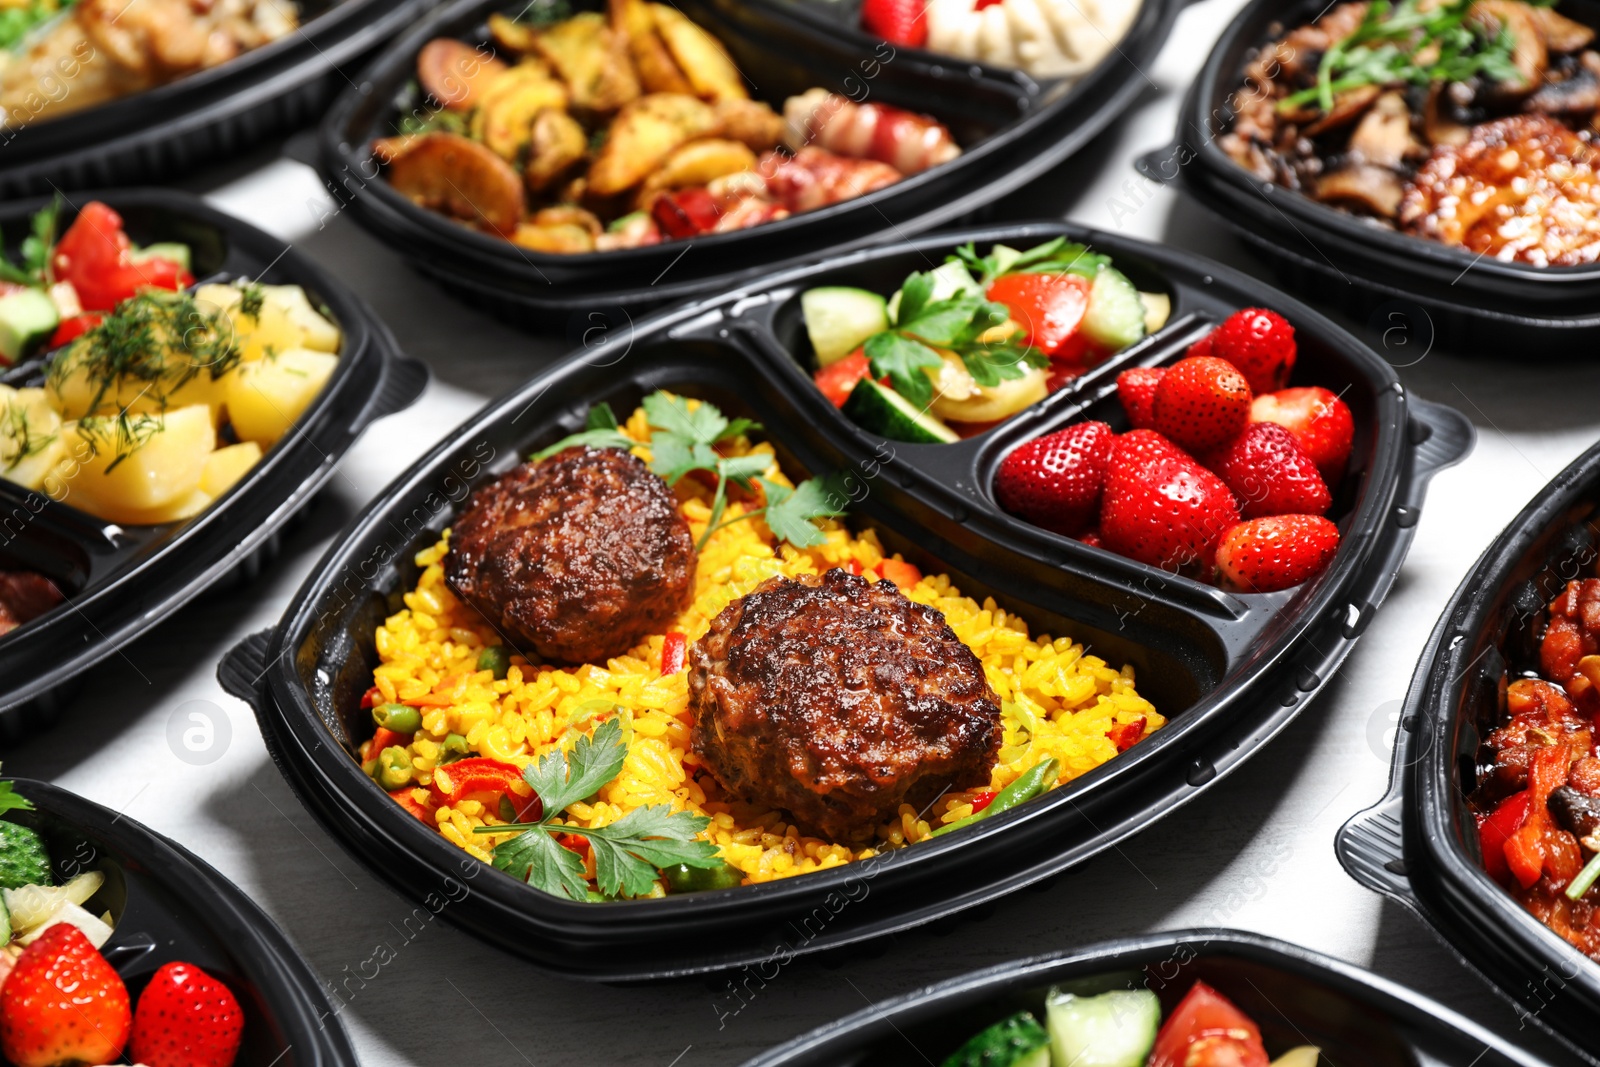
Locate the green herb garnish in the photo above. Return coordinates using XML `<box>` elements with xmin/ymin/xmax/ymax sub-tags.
<box><xmin>476</xmin><ymin>717</ymin><xmax>722</xmax><ymax>900</ymax></box>
<box><xmin>533</xmin><ymin>392</ymin><xmax>848</xmax><ymax>551</ymax></box>
<box><xmin>0</xmin><ymin>778</ymin><xmax>32</xmax><ymax>816</ymax></box>
<box><xmin>1279</xmin><ymin>0</ymin><xmax>1533</xmax><ymax>114</ymax></box>
<box><xmin>394</xmin><ymin>106</ymin><xmax>469</xmax><ymax>139</ymax></box>
<box><xmin>0</xmin><ymin>0</ymin><xmax>69</xmax><ymax>53</ymax></box>
<box><xmin>0</xmin><ymin>196</ymin><xmax>60</xmax><ymax>288</ymax></box>
<box><xmin>0</xmin><ymin>395</ymin><xmax>56</xmax><ymax>470</ymax></box>
<box><xmin>236</xmin><ymin>280</ymin><xmax>266</xmax><ymax>322</ymax></box>
<box><xmin>952</xmin><ymin>237</ymin><xmax>1110</xmax><ymax>287</ymax></box>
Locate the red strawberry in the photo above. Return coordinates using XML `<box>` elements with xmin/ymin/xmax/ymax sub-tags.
<box><xmin>131</xmin><ymin>961</ymin><xmax>245</xmax><ymax>1067</ymax></box>
<box><xmin>1215</xmin><ymin>514</ymin><xmax>1340</xmax><ymax>593</ymax></box>
<box><xmin>1116</xmin><ymin>365</ymin><xmax>1164</xmax><ymax>429</ymax></box>
<box><xmin>0</xmin><ymin>925</ymin><xmax>131</xmax><ymax>1067</ymax></box>
<box><xmin>994</xmin><ymin>421</ymin><xmax>1115</xmax><ymax>537</ymax></box>
<box><xmin>1080</xmin><ymin>528</ymin><xmax>1103</xmax><ymax>548</ymax></box>
<box><xmin>1100</xmin><ymin>429</ymin><xmax>1240</xmax><ymax>573</ymax></box>
<box><xmin>1201</xmin><ymin>422</ymin><xmax>1331</xmax><ymax>519</ymax></box>
<box><xmin>1152</xmin><ymin>355</ymin><xmax>1252</xmax><ymax>452</ymax></box>
<box><xmin>1251</xmin><ymin>386</ymin><xmax>1355</xmax><ymax>483</ymax></box>
<box><xmin>1185</xmin><ymin>333</ymin><xmax>1213</xmax><ymax>360</ymax></box>
<box><xmin>1208</xmin><ymin>308</ymin><xmax>1297</xmax><ymax>393</ymax></box>
<box><xmin>860</xmin><ymin>0</ymin><xmax>927</xmax><ymax>47</ymax></box>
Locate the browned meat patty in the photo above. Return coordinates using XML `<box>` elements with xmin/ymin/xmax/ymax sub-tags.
<box><xmin>689</xmin><ymin>568</ymin><xmax>1002</xmax><ymax>842</ymax></box>
<box><xmin>1399</xmin><ymin>115</ymin><xmax>1600</xmax><ymax>266</ymax></box>
<box><xmin>444</xmin><ymin>446</ymin><xmax>696</xmax><ymax>664</ymax></box>
<box><xmin>0</xmin><ymin>570</ymin><xmax>63</xmax><ymax>636</ymax></box>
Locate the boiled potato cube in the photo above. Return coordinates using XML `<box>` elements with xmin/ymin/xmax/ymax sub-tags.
<box><xmin>200</xmin><ymin>441</ymin><xmax>262</xmax><ymax>497</ymax></box>
<box><xmin>0</xmin><ymin>385</ymin><xmax>67</xmax><ymax>491</ymax></box>
<box><xmin>225</xmin><ymin>349</ymin><xmax>338</xmax><ymax>447</ymax></box>
<box><xmin>53</xmin><ymin>404</ymin><xmax>214</xmax><ymax>523</ymax></box>
<box><xmin>224</xmin><ymin>284</ymin><xmax>341</xmax><ymax>361</ymax></box>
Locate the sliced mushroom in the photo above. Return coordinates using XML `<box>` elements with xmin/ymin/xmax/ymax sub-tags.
<box><xmin>417</xmin><ymin>38</ymin><xmax>508</xmax><ymax>111</ymax></box>
<box><xmin>1348</xmin><ymin>90</ymin><xmax>1417</xmax><ymax>168</ymax></box>
<box><xmin>1525</xmin><ymin>56</ymin><xmax>1600</xmax><ymax>114</ymax></box>
<box><xmin>525</xmin><ymin>108</ymin><xmax>589</xmax><ymax>194</ymax></box>
<box><xmin>386</xmin><ymin>133</ymin><xmax>525</xmax><ymax>236</ymax></box>
<box><xmin>1530</xmin><ymin>4</ymin><xmax>1595</xmax><ymax>54</ymax></box>
<box><xmin>1470</xmin><ymin>1</ymin><xmax>1547</xmax><ymax>99</ymax></box>
<box><xmin>1302</xmin><ymin>84</ymin><xmax>1382</xmax><ymax>137</ymax></box>
<box><xmin>1313</xmin><ymin>163</ymin><xmax>1406</xmax><ymax>218</ymax></box>
<box><xmin>1424</xmin><ymin>84</ymin><xmax>1473</xmax><ymax>147</ymax></box>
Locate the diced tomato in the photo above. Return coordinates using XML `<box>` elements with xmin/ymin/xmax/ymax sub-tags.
<box><xmin>651</xmin><ymin>188</ymin><xmax>722</xmax><ymax>239</ymax></box>
<box><xmin>846</xmin><ymin>559</ymin><xmax>863</xmax><ymax>576</ymax></box>
<box><xmin>661</xmin><ymin>631</ymin><xmax>687</xmax><ymax>676</ymax></box>
<box><xmin>1149</xmin><ymin>982</ymin><xmax>1269</xmax><ymax>1067</ymax></box>
<box><xmin>875</xmin><ymin>559</ymin><xmax>922</xmax><ymax>589</ymax></box>
<box><xmin>969</xmin><ymin>790</ymin><xmax>997</xmax><ymax>813</ymax></box>
<box><xmin>52</xmin><ymin>201</ymin><xmax>193</xmax><ymax>311</ymax></box>
<box><xmin>814</xmin><ymin>348</ymin><xmax>873</xmax><ymax>407</ymax></box>
<box><xmin>1106</xmin><ymin>717</ymin><xmax>1146</xmax><ymax>752</ymax></box>
<box><xmin>985</xmin><ymin>272</ymin><xmax>1090</xmax><ymax>358</ymax></box>
<box><xmin>556</xmin><ymin>832</ymin><xmax>592</xmax><ymax>857</ymax></box>
<box><xmin>48</xmin><ymin>312</ymin><xmax>102</xmax><ymax>349</ymax></box>
<box><xmin>431</xmin><ymin>756</ymin><xmax>541</xmax><ymax>821</ymax></box>
<box><xmin>1477</xmin><ymin>790</ymin><xmax>1531</xmax><ymax>883</ymax></box>
<box><xmin>390</xmin><ymin>788</ymin><xmax>436</xmax><ymax>824</ymax></box>
<box><xmin>360</xmin><ymin>686</ymin><xmax>383</xmax><ymax>710</ymax></box>
<box><xmin>1506</xmin><ymin>823</ymin><xmax>1546</xmax><ymax>889</ymax></box>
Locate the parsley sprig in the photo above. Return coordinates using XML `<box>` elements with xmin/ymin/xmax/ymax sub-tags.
<box><xmin>0</xmin><ymin>777</ymin><xmax>32</xmax><ymax>816</ymax></box>
<box><xmin>532</xmin><ymin>391</ymin><xmax>848</xmax><ymax>552</ymax></box>
<box><xmin>1279</xmin><ymin>0</ymin><xmax>1529</xmax><ymax>114</ymax></box>
<box><xmin>0</xmin><ymin>197</ymin><xmax>60</xmax><ymax>288</ymax></box>
<box><xmin>476</xmin><ymin>717</ymin><xmax>721</xmax><ymax>901</ymax></box>
<box><xmin>953</xmin><ymin>237</ymin><xmax>1111</xmax><ymax>287</ymax></box>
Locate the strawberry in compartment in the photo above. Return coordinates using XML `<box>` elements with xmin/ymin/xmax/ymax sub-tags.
<box><xmin>1100</xmin><ymin>429</ymin><xmax>1240</xmax><ymax>573</ymax></box>
<box><xmin>1205</xmin><ymin>307</ymin><xmax>1297</xmax><ymax>393</ymax></box>
<box><xmin>1251</xmin><ymin>386</ymin><xmax>1355</xmax><ymax>484</ymax></box>
<box><xmin>860</xmin><ymin>0</ymin><xmax>927</xmax><ymax>47</ymax></box>
<box><xmin>0</xmin><ymin>925</ymin><xmax>132</xmax><ymax>1067</ymax></box>
<box><xmin>993</xmin><ymin>421</ymin><xmax>1115</xmax><ymax>537</ymax></box>
<box><xmin>1152</xmin><ymin>355</ymin><xmax>1252</xmax><ymax>453</ymax></box>
<box><xmin>1116</xmin><ymin>365</ymin><xmax>1164</xmax><ymax>429</ymax></box>
<box><xmin>1201</xmin><ymin>422</ymin><xmax>1331</xmax><ymax>519</ymax></box>
<box><xmin>130</xmin><ymin>961</ymin><xmax>246</xmax><ymax>1067</ymax></box>
<box><xmin>1215</xmin><ymin>514</ymin><xmax>1341</xmax><ymax>593</ymax></box>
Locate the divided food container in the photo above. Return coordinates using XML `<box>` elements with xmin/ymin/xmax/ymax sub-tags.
<box><xmin>1136</xmin><ymin>0</ymin><xmax>1600</xmax><ymax>350</ymax></box>
<box><xmin>0</xmin><ymin>190</ymin><xmax>427</xmax><ymax>741</ymax></box>
<box><xmin>317</xmin><ymin>0</ymin><xmax>1183</xmax><ymax>326</ymax></box>
<box><xmin>1</xmin><ymin>777</ymin><xmax>357</xmax><ymax>1066</ymax></box>
<box><xmin>1339</xmin><ymin>440</ymin><xmax>1600</xmax><ymax>1067</ymax></box>
<box><xmin>219</xmin><ymin>221</ymin><xmax>1471</xmax><ymax>979</ymax></box>
<box><xmin>0</xmin><ymin>0</ymin><xmax>434</xmax><ymax>198</ymax></box>
<box><xmin>741</xmin><ymin>930</ymin><xmax>1559</xmax><ymax>1067</ymax></box>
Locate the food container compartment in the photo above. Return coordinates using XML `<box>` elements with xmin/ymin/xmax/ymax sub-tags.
<box><xmin>0</xmin><ymin>777</ymin><xmax>357</xmax><ymax>1066</ymax></box>
<box><xmin>220</xmin><ymin>223</ymin><xmax>1468</xmax><ymax>980</ymax></box>
<box><xmin>740</xmin><ymin>929</ymin><xmax>1559</xmax><ymax>1067</ymax></box>
<box><xmin>1338</xmin><ymin>440</ymin><xmax>1600</xmax><ymax>1067</ymax></box>
<box><xmin>0</xmin><ymin>0</ymin><xmax>434</xmax><ymax>198</ymax></box>
<box><xmin>317</xmin><ymin>0</ymin><xmax>1182</xmax><ymax>326</ymax></box>
<box><xmin>0</xmin><ymin>190</ymin><xmax>428</xmax><ymax>742</ymax></box>
<box><xmin>1135</xmin><ymin>0</ymin><xmax>1600</xmax><ymax>351</ymax></box>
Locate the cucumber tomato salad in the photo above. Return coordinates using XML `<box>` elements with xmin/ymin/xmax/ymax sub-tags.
<box><xmin>941</xmin><ymin>980</ymin><xmax>1318</xmax><ymax>1067</ymax></box>
<box><xmin>802</xmin><ymin>239</ymin><xmax>1169</xmax><ymax>443</ymax></box>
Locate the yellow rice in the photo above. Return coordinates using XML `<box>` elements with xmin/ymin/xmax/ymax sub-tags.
<box><xmin>366</xmin><ymin>403</ymin><xmax>1164</xmax><ymax>891</ymax></box>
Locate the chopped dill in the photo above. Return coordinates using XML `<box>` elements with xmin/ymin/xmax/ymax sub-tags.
<box><xmin>236</xmin><ymin>280</ymin><xmax>266</xmax><ymax>321</ymax></box>
<box><xmin>0</xmin><ymin>395</ymin><xmax>55</xmax><ymax>469</ymax></box>
<box><xmin>76</xmin><ymin>411</ymin><xmax>163</xmax><ymax>474</ymax></box>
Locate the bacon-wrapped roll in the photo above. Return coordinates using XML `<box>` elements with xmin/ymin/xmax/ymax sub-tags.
<box><xmin>760</xmin><ymin>147</ymin><xmax>904</xmax><ymax>212</ymax></box>
<box><xmin>781</xmin><ymin>89</ymin><xmax>962</xmax><ymax>175</ymax></box>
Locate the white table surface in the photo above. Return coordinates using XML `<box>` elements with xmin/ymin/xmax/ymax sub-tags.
<box><xmin>10</xmin><ymin>0</ymin><xmax>1598</xmax><ymax>1062</ymax></box>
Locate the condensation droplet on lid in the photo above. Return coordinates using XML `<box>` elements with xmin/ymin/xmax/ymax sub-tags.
<box><xmin>1394</xmin><ymin>505</ymin><xmax>1419</xmax><ymax>528</ymax></box>
<box><xmin>1187</xmin><ymin>759</ymin><xmax>1218</xmax><ymax>787</ymax></box>
<box><xmin>1202</xmin><ymin>275</ymin><xmax>1213</xmax><ymax>285</ymax></box>
<box><xmin>1281</xmin><ymin>692</ymin><xmax>1299</xmax><ymax>707</ymax></box>
<box><xmin>1296</xmin><ymin>667</ymin><xmax>1320</xmax><ymax>692</ymax></box>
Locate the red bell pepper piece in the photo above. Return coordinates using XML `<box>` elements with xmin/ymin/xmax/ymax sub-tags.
<box><xmin>813</xmin><ymin>348</ymin><xmax>873</xmax><ymax>407</ymax></box>
<box><xmin>360</xmin><ymin>686</ymin><xmax>382</xmax><ymax>710</ymax></box>
<box><xmin>661</xmin><ymin>631</ymin><xmax>687</xmax><ymax>676</ymax></box>
<box><xmin>1478</xmin><ymin>790</ymin><xmax>1531</xmax><ymax>883</ymax></box>
<box><xmin>1149</xmin><ymin>981</ymin><xmax>1269</xmax><ymax>1067</ymax></box>
<box><xmin>52</xmin><ymin>201</ymin><xmax>194</xmax><ymax>312</ymax></box>
<box><xmin>1503</xmin><ymin>744</ymin><xmax>1574</xmax><ymax>889</ymax></box>
<box><xmin>846</xmin><ymin>559</ymin><xmax>863</xmax><ymax>576</ymax></box>
<box><xmin>47</xmin><ymin>313</ymin><xmax>102</xmax><ymax>350</ymax></box>
<box><xmin>985</xmin><ymin>272</ymin><xmax>1090</xmax><ymax>359</ymax></box>
<box><xmin>969</xmin><ymin>790</ymin><xmax>997</xmax><ymax>813</ymax></box>
<box><xmin>651</xmin><ymin>188</ymin><xmax>722</xmax><ymax>240</ymax></box>
<box><xmin>1106</xmin><ymin>717</ymin><xmax>1147</xmax><ymax>752</ymax></box>
<box><xmin>390</xmin><ymin>788</ymin><xmax>436</xmax><ymax>824</ymax></box>
<box><xmin>431</xmin><ymin>756</ymin><xmax>541</xmax><ymax>821</ymax></box>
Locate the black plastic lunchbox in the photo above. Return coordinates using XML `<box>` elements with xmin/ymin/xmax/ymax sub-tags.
<box><xmin>0</xmin><ymin>0</ymin><xmax>435</xmax><ymax>198</ymax></box>
<box><xmin>317</xmin><ymin>0</ymin><xmax>1183</xmax><ymax>328</ymax></box>
<box><xmin>0</xmin><ymin>777</ymin><xmax>357</xmax><ymax>1066</ymax></box>
<box><xmin>219</xmin><ymin>221</ymin><xmax>1470</xmax><ymax>981</ymax></box>
<box><xmin>1339</xmin><ymin>440</ymin><xmax>1600</xmax><ymax>1067</ymax></box>
<box><xmin>1135</xmin><ymin>0</ymin><xmax>1600</xmax><ymax>352</ymax></box>
<box><xmin>0</xmin><ymin>189</ymin><xmax>428</xmax><ymax>742</ymax></box>
<box><xmin>741</xmin><ymin>929</ymin><xmax>1559</xmax><ymax>1067</ymax></box>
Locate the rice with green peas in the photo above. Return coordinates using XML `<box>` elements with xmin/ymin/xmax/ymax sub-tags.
<box><xmin>365</xmin><ymin>403</ymin><xmax>1163</xmax><ymax>891</ymax></box>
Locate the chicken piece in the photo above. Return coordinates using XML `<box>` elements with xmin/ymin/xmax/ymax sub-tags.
<box><xmin>783</xmin><ymin>89</ymin><xmax>961</xmax><ymax>174</ymax></box>
<box><xmin>761</xmin><ymin>147</ymin><xmax>903</xmax><ymax>212</ymax></box>
<box><xmin>689</xmin><ymin>568</ymin><xmax>1002</xmax><ymax>841</ymax></box>
<box><xmin>0</xmin><ymin>571</ymin><xmax>64</xmax><ymax>636</ymax></box>
<box><xmin>1399</xmin><ymin>115</ymin><xmax>1600</xmax><ymax>266</ymax></box>
<box><xmin>532</xmin><ymin>11</ymin><xmax>639</xmax><ymax>113</ymax></box>
<box><xmin>588</xmin><ymin>92</ymin><xmax>719</xmax><ymax>195</ymax></box>
<box><xmin>525</xmin><ymin>108</ymin><xmax>589</xmax><ymax>193</ymax></box>
<box><xmin>445</xmin><ymin>447</ymin><xmax>696</xmax><ymax>664</ymax></box>
<box><xmin>385</xmin><ymin>133</ymin><xmax>526</xmax><ymax>237</ymax></box>
<box><xmin>649</xmin><ymin>3</ymin><xmax>747</xmax><ymax>102</ymax></box>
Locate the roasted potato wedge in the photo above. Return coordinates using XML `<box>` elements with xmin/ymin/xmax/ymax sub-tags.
<box><xmin>650</xmin><ymin>4</ymin><xmax>746</xmax><ymax>102</ymax></box>
<box><xmin>636</xmin><ymin>138</ymin><xmax>756</xmax><ymax>207</ymax></box>
<box><xmin>531</xmin><ymin>206</ymin><xmax>603</xmax><ymax>234</ymax></box>
<box><xmin>512</xmin><ymin>223</ymin><xmax>597</xmax><ymax>253</ymax></box>
<box><xmin>488</xmin><ymin>12</ymin><xmax>540</xmax><ymax>55</ymax></box>
<box><xmin>525</xmin><ymin>107</ymin><xmax>589</xmax><ymax>193</ymax></box>
<box><xmin>588</xmin><ymin>92</ymin><xmax>717</xmax><ymax>195</ymax></box>
<box><xmin>418</xmin><ymin>38</ymin><xmax>507</xmax><ymax>111</ymax></box>
<box><xmin>533</xmin><ymin>11</ymin><xmax>639</xmax><ymax>113</ymax></box>
<box><xmin>713</xmin><ymin>98</ymin><xmax>785</xmax><ymax>151</ymax></box>
<box><xmin>471</xmin><ymin>63</ymin><xmax>570</xmax><ymax>161</ymax></box>
<box><xmin>387</xmin><ymin>133</ymin><xmax>525</xmax><ymax>236</ymax></box>
<box><xmin>610</xmin><ymin>0</ymin><xmax>693</xmax><ymax>95</ymax></box>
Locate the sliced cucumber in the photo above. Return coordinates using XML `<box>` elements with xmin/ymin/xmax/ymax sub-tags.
<box><xmin>130</xmin><ymin>241</ymin><xmax>192</xmax><ymax>271</ymax></box>
<box><xmin>0</xmin><ymin>892</ymin><xmax>9</xmax><ymax>944</ymax></box>
<box><xmin>802</xmin><ymin>287</ymin><xmax>889</xmax><ymax>367</ymax></box>
<box><xmin>0</xmin><ymin>822</ymin><xmax>49</xmax><ymax>891</ymax></box>
<box><xmin>1081</xmin><ymin>267</ymin><xmax>1147</xmax><ymax>353</ymax></box>
<box><xmin>939</xmin><ymin>1010</ymin><xmax>1050</xmax><ymax>1067</ymax></box>
<box><xmin>888</xmin><ymin>259</ymin><xmax>980</xmax><ymax>321</ymax></box>
<box><xmin>1046</xmin><ymin>987</ymin><xmax>1160</xmax><ymax>1067</ymax></box>
<box><xmin>842</xmin><ymin>377</ymin><xmax>959</xmax><ymax>444</ymax></box>
<box><xmin>0</xmin><ymin>288</ymin><xmax>58</xmax><ymax>363</ymax></box>
<box><xmin>1269</xmin><ymin>1047</ymin><xmax>1322</xmax><ymax>1067</ymax></box>
<box><xmin>1140</xmin><ymin>291</ymin><xmax>1171</xmax><ymax>334</ymax></box>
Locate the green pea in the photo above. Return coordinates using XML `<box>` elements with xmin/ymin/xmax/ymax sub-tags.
<box><xmin>377</xmin><ymin>746</ymin><xmax>413</xmax><ymax>790</ymax></box>
<box><xmin>373</xmin><ymin>703</ymin><xmax>421</xmax><ymax>734</ymax></box>
<box><xmin>477</xmin><ymin>645</ymin><xmax>512</xmax><ymax>680</ymax></box>
<box><xmin>439</xmin><ymin>733</ymin><xmax>469</xmax><ymax>764</ymax></box>
<box><xmin>661</xmin><ymin>861</ymin><xmax>744</xmax><ymax>893</ymax></box>
<box><xmin>928</xmin><ymin>758</ymin><xmax>1059</xmax><ymax>838</ymax></box>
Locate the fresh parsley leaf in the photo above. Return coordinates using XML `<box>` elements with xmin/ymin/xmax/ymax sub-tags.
<box><xmin>0</xmin><ymin>197</ymin><xmax>60</xmax><ymax>288</ymax></box>
<box><xmin>718</xmin><ymin>453</ymin><xmax>772</xmax><ymax>490</ymax></box>
<box><xmin>894</xmin><ymin>270</ymin><xmax>936</xmax><ymax>327</ymax></box>
<box><xmin>530</xmin><ymin>427</ymin><xmax>635</xmax><ymax>461</ymax></box>
<box><xmin>758</xmin><ymin>474</ymin><xmax>848</xmax><ymax>549</ymax></box>
<box><xmin>0</xmin><ymin>779</ymin><xmax>32</xmax><ymax>816</ymax></box>
<box><xmin>863</xmin><ymin>331</ymin><xmax>942</xmax><ymax>407</ymax></box>
<box><xmin>522</xmin><ymin>716</ymin><xmax>628</xmax><ymax>815</ymax></box>
<box><xmin>897</xmin><ymin>293</ymin><xmax>991</xmax><ymax>347</ymax></box>
<box><xmin>951</xmin><ymin>239</ymin><xmax>1108</xmax><ymax>285</ymax></box>
<box><xmin>961</xmin><ymin>338</ymin><xmax>1047</xmax><ymax>387</ymax></box>
<box><xmin>491</xmin><ymin>822</ymin><xmax>592</xmax><ymax>900</ymax></box>
<box><xmin>648</xmin><ymin>431</ymin><xmax>719</xmax><ymax>485</ymax></box>
<box><xmin>583</xmin><ymin>805</ymin><xmax>719</xmax><ymax>898</ymax></box>
<box><xmin>642</xmin><ymin>391</ymin><xmax>726</xmax><ymax>445</ymax></box>
<box><xmin>719</xmin><ymin>416</ymin><xmax>761</xmax><ymax>442</ymax></box>
<box><xmin>586</xmin><ymin>401</ymin><xmax>619</xmax><ymax>431</ymax></box>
